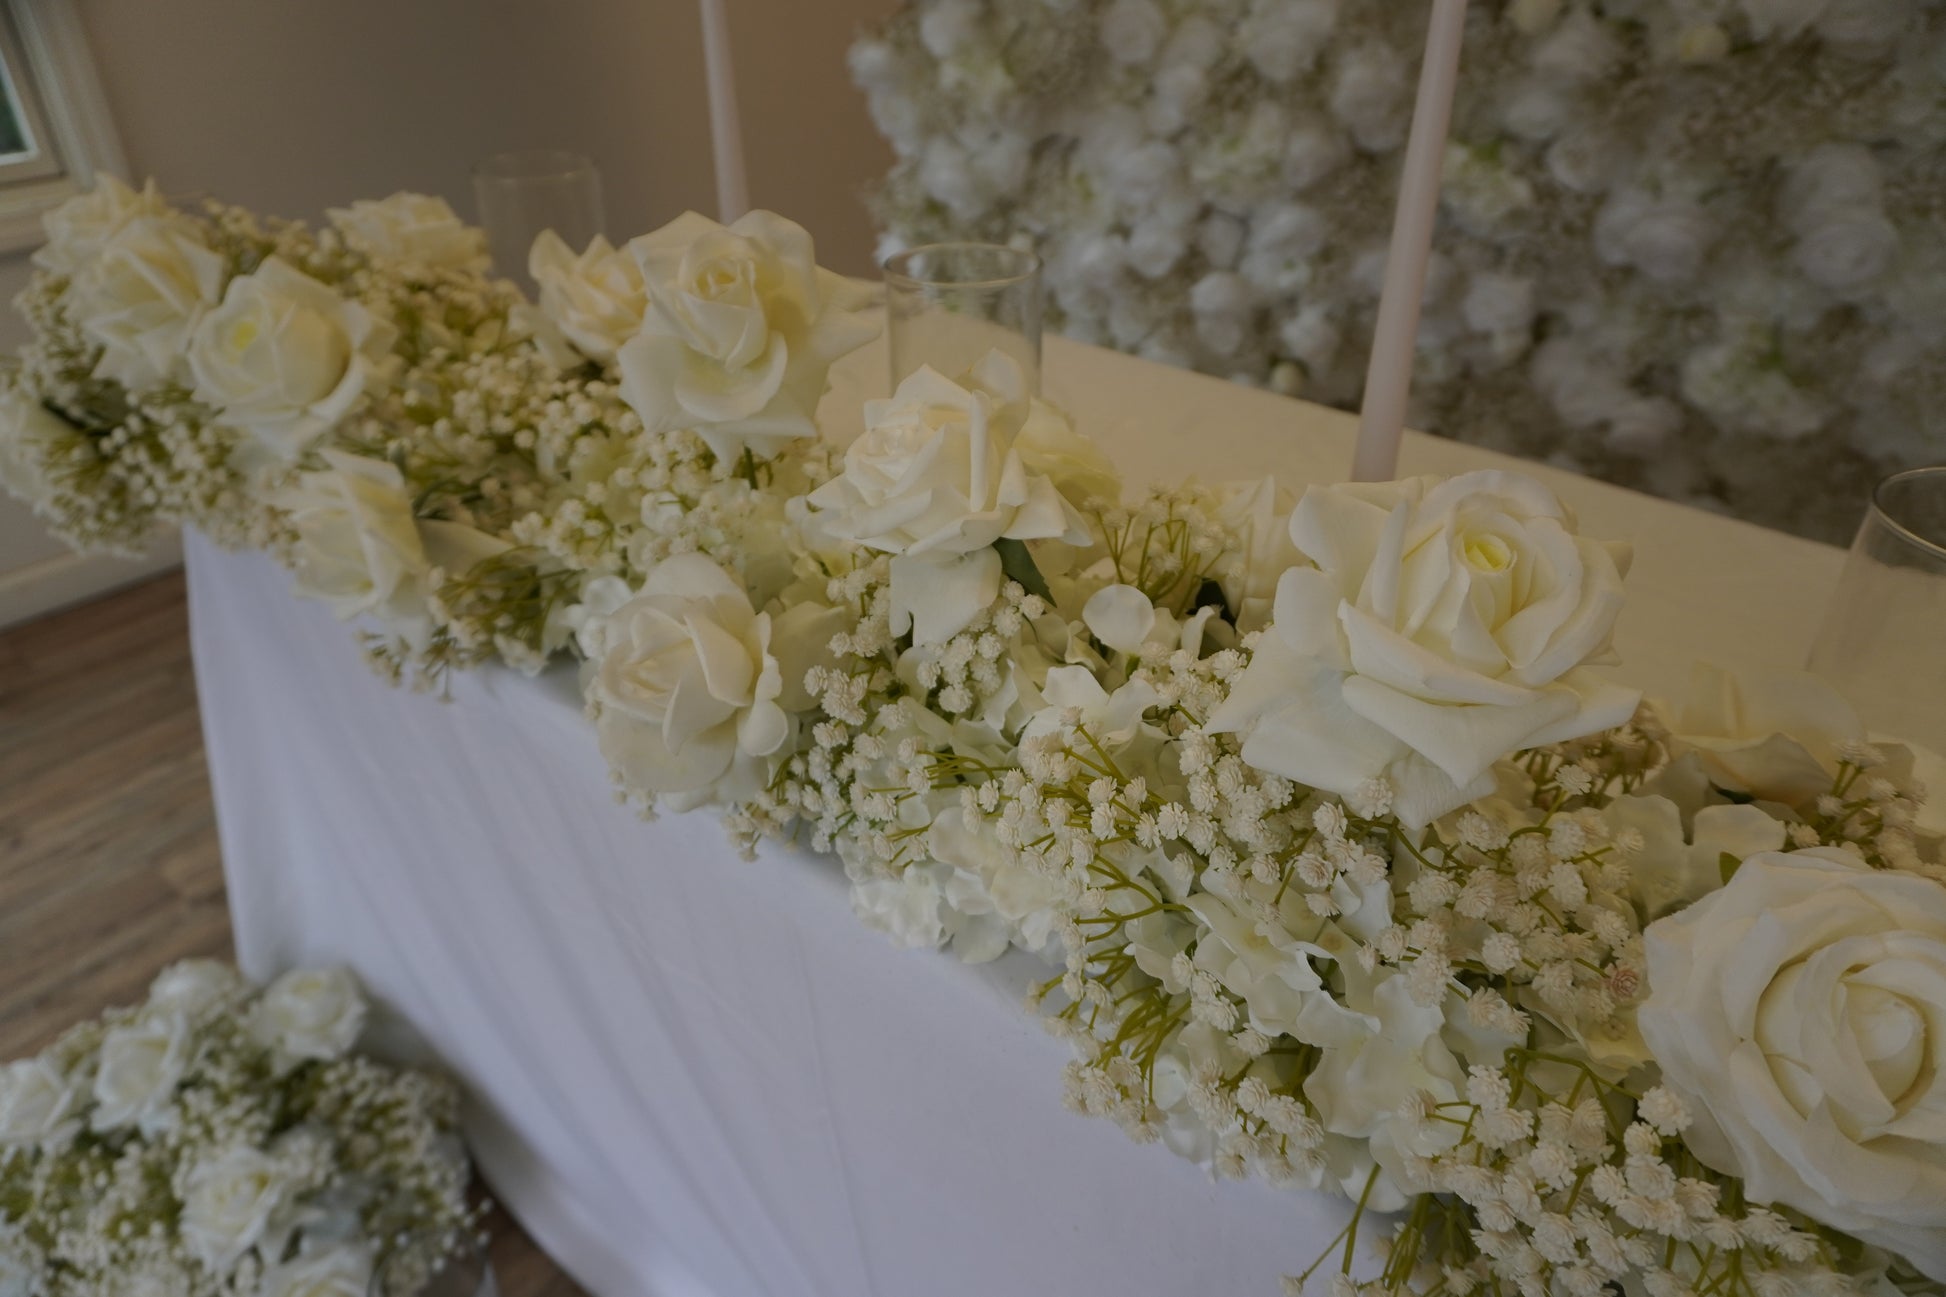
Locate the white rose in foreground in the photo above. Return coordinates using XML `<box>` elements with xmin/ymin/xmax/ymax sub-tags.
<box><xmin>33</xmin><ymin>175</ymin><xmax>166</xmax><ymax>275</ymax></box>
<box><xmin>259</xmin><ymin>1244</ymin><xmax>373</xmax><ymax>1297</ymax></box>
<box><xmin>0</xmin><ymin>1057</ymin><xmax>79</xmax><ymax>1146</ymax></box>
<box><xmin>1640</xmin><ymin>849</ymin><xmax>1946</xmax><ymax>1279</ymax></box>
<box><xmin>91</xmin><ymin>1012</ymin><xmax>191</xmax><ymax>1134</ymax></box>
<box><xmin>69</xmin><ymin>215</ymin><xmax>224</xmax><ymax>389</ymax></box>
<box><xmin>1210</xmin><ymin>471</ymin><xmax>1639</xmax><ymax>828</ymax></box>
<box><xmin>188</xmin><ymin>258</ymin><xmax>396</xmax><ymax>461</ymax></box>
<box><xmin>618</xmin><ymin>210</ymin><xmax>875</xmax><ymax>463</ymax></box>
<box><xmin>529</xmin><ymin>230</ymin><xmax>647</xmax><ymax>362</ymax></box>
<box><xmin>178</xmin><ymin>1145</ymin><xmax>289</xmax><ymax>1271</ymax></box>
<box><xmin>249</xmin><ymin>967</ymin><xmax>367</xmax><ymax>1066</ymax></box>
<box><xmin>327</xmin><ymin>193</ymin><xmax>486</xmax><ymax>270</ymax></box>
<box><xmin>277</xmin><ymin>451</ymin><xmax>509</xmax><ymax>634</ymax></box>
<box><xmin>592</xmin><ymin>554</ymin><xmax>838</xmax><ymax>803</ymax></box>
<box><xmin>805</xmin><ymin>359</ymin><xmax>1089</xmax><ymax>643</ymax></box>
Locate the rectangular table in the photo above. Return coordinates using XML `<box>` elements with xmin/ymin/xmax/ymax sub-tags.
<box><xmin>187</xmin><ymin>335</ymin><xmax>1843</xmax><ymax>1297</ymax></box>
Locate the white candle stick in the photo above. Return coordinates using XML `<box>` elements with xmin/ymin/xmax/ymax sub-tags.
<box><xmin>699</xmin><ymin>0</ymin><xmax>750</xmax><ymax>224</ymax></box>
<box><xmin>1351</xmin><ymin>0</ymin><xmax>1469</xmax><ymax>483</ymax></box>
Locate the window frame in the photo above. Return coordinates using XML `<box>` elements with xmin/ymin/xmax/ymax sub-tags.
<box><xmin>0</xmin><ymin>0</ymin><xmax>125</xmax><ymax>255</ymax></box>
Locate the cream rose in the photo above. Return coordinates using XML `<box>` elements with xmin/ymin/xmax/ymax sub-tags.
<box><xmin>805</xmin><ymin>358</ymin><xmax>1089</xmax><ymax>643</ymax></box>
<box><xmin>327</xmin><ymin>193</ymin><xmax>486</xmax><ymax>270</ymax></box>
<box><xmin>592</xmin><ymin>554</ymin><xmax>838</xmax><ymax>803</ymax></box>
<box><xmin>0</xmin><ymin>1057</ymin><xmax>80</xmax><ymax>1146</ymax></box>
<box><xmin>178</xmin><ymin>1145</ymin><xmax>290</xmax><ymax>1271</ymax></box>
<box><xmin>277</xmin><ymin>451</ymin><xmax>509</xmax><ymax>636</ymax></box>
<box><xmin>1640</xmin><ymin>849</ymin><xmax>1946</xmax><ymax>1279</ymax></box>
<box><xmin>529</xmin><ymin>230</ymin><xmax>648</xmax><ymax>362</ymax></box>
<box><xmin>249</xmin><ymin>967</ymin><xmax>367</xmax><ymax>1066</ymax></box>
<box><xmin>69</xmin><ymin>215</ymin><xmax>225</xmax><ymax>389</ymax></box>
<box><xmin>0</xmin><ymin>387</ymin><xmax>81</xmax><ymax>506</ymax></box>
<box><xmin>617</xmin><ymin>210</ymin><xmax>875</xmax><ymax>463</ymax></box>
<box><xmin>91</xmin><ymin>1012</ymin><xmax>191</xmax><ymax>1134</ymax></box>
<box><xmin>33</xmin><ymin>175</ymin><xmax>166</xmax><ymax>275</ymax></box>
<box><xmin>1012</xmin><ymin>395</ymin><xmax>1121</xmax><ymax>507</ymax></box>
<box><xmin>258</xmin><ymin>1244</ymin><xmax>373</xmax><ymax>1297</ymax></box>
<box><xmin>1661</xmin><ymin>664</ymin><xmax>1870</xmax><ymax>809</ymax></box>
<box><xmin>188</xmin><ymin>258</ymin><xmax>396</xmax><ymax>461</ymax></box>
<box><xmin>1210</xmin><ymin>471</ymin><xmax>1639</xmax><ymax>828</ymax></box>
<box><xmin>147</xmin><ymin>959</ymin><xmax>245</xmax><ymax>1016</ymax></box>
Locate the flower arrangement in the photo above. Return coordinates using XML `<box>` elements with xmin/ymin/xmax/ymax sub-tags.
<box><xmin>0</xmin><ymin>960</ymin><xmax>476</xmax><ymax>1296</ymax></box>
<box><xmin>848</xmin><ymin>0</ymin><xmax>1946</xmax><ymax>545</ymax></box>
<box><xmin>4</xmin><ymin>180</ymin><xmax>1945</xmax><ymax>1296</ymax></box>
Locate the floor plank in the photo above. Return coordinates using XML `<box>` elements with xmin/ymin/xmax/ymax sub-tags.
<box><xmin>0</xmin><ymin>571</ymin><xmax>587</xmax><ymax>1296</ymax></box>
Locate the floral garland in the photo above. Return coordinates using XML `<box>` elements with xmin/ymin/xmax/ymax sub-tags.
<box><xmin>849</xmin><ymin>0</ymin><xmax>1946</xmax><ymax>545</ymax></box>
<box><xmin>0</xmin><ymin>960</ymin><xmax>476</xmax><ymax>1296</ymax></box>
<box><xmin>3</xmin><ymin>180</ymin><xmax>1945</xmax><ymax>1296</ymax></box>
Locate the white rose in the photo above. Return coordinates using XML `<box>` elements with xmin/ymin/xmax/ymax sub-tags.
<box><xmin>91</xmin><ymin>1012</ymin><xmax>192</xmax><ymax>1134</ymax></box>
<box><xmin>148</xmin><ymin>959</ymin><xmax>244</xmax><ymax>1016</ymax></box>
<box><xmin>592</xmin><ymin>554</ymin><xmax>838</xmax><ymax>803</ymax></box>
<box><xmin>326</xmin><ymin>193</ymin><xmax>486</xmax><ymax>270</ymax></box>
<box><xmin>1210</xmin><ymin>471</ymin><xmax>1639</xmax><ymax>828</ymax></box>
<box><xmin>1661</xmin><ymin>664</ymin><xmax>1867</xmax><ymax>809</ymax></box>
<box><xmin>1211</xmin><ymin>477</ymin><xmax>1300</xmax><ymax>632</ymax></box>
<box><xmin>805</xmin><ymin>357</ymin><xmax>1089</xmax><ymax>644</ymax></box>
<box><xmin>1640</xmin><ymin>849</ymin><xmax>1946</xmax><ymax>1279</ymax></box>
<box><xmin>1793</xmin><ymin>207</ymin><xmax>1898</xmax><ymax>291</ymax></box>
<box><xmin>258</xmin><ymin>1244</ymin><xmax>373</xmax><ymax>1297</ymax></box>
<box><xmin>249</xmin><ymin>966</ymin><xmax>367</xmax><ymax>1065</ymax></box>
<box><xmin>277</xmin><ymin>451</ymin><xmax>508</xmax><ymax>635</ymax></box>
<box><xmin>69</xmin><ymin>215</ymin><xmax>225</xmax><ymax>389</ymax></box>
<box><xmin>1012</xmin><ymin>397</ymin><xmax>1120</xmax><ymax>507</ymax></box>
<box><xmin>1600</xmin><ymin>794</ymin><xmax>1788</xmax><ymax>920</ymax></box>
<box><xmin>928</xmin><ymin>806</ymin><xmax>1066</xmax><ymax>958</ymax></box>
<box><xmin>528</xmin><ymin>230</ymin><xmax>647</xmax><ymax>362</ymax></box>
<box><xmin>1100</xmin><ymin>0</ymin><xmax>1167</xmax><ymax>64</ymax></box>
<box><xmin>178</xmin><ymin>1145</ymin><xmax>290</xmax><ymax>1271</ymax></box>
<box><xmin>0</xmin><ymin>1234</ymin><xmax>37</xmax><ymax>1297</ymax></box>
<box><xmin>33</xmin><ymin>174</ymin><xmax>166</xmax><ymax>275</ymax></box>
<box><xmin>0</xmin><ymin>1057</ymin><xmax>80</xmax><ymax>1146</ymax></box>
<box><xmin>1328</xmin><ymin>43</ymin><xmax>1408</xmax><ymax>152</ymax></box>
<box><xmin>851</xmin><ymin>868</ymin><xmax>948</xmax><ymax>950</ymax></box>
<box><xmin>617</xmin><ymin>209</ymin><xmax>875</xmax><ymax>464</ymax></box>
<box><xmin>0</xmin><ymin>386</ymin><xmax>80</xmax><ymax>505</ymax></box>
<box><xmin>1594</xmin><ymin>189</ymin><xmax>1715</xmax><ymax>284</ymax></box>
<box><xmin>188</xmin><ymin>257</ymin><xmax>397</xmax><ymax>461</ymax></box>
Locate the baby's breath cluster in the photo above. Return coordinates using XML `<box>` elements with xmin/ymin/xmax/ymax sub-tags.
<box><xmin>0</xmin><ymin>961</ymin><xmax>477</xmax><ymax>1297</ymax></box>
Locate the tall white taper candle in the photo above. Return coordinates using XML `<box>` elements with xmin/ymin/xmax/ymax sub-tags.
<box><xmin>1350</xmin><ymin>0</ymin><xmax>1469</xmax><ymax>483</ymax></box>
<box><xmin>699</xmin><ymin>0</ymin><xmax>750</xmax><ymax>223</ymax></box>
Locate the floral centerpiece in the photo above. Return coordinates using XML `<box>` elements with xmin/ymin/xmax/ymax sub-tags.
<box><xmin>0</xmin><ymin>960</ymin><xmax>476</xmax><ymax>1296</ymax></box>
<box><xmin>849</xmin><ymin>0</ymin><xmax>1946</xmax><ymax>544</ymax></box>
<box><xmin>3</xmin><ymin>179</ymin><xmax>1944</xmax><ymax>1296</ymax></box>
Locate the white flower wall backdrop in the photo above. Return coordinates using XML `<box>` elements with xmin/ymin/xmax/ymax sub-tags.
<box><xmin>851</xmin><ymin>0</ymin><xmax>1946</xmax><ymax>543</ymax></box>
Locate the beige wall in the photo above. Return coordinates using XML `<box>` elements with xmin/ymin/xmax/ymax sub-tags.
<box><xmin>1</xmin><ymin>0</ymin><xmax>898</xmax><ymax>621</ymax></box>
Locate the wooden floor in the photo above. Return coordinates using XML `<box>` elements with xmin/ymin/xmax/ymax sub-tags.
<box><xmin>0</xmin><ymin>571</ymin><xmax>585</xmax><ymax>1297</ymax></box>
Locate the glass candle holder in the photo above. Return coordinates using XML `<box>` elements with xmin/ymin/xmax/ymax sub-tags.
<box><xmin>884</xmin><ymin>242</ymin><xmax>1042</xmax><ymax>393</ymax></box>
<box><xmin>1808</xmin><ymin>465</ymin><xmax>1946</xmax><ymax>753</ymax></box>
<box><xmin>472</xmin><ymin>150</ymin><xmax>603</xmax><ymax>297</ymax></box>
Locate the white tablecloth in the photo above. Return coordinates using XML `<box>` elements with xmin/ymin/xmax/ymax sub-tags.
<box><xmin>187</xmin><ymin>336</ymin><xmax>1844</xmax><ymax>1297</ymax></box>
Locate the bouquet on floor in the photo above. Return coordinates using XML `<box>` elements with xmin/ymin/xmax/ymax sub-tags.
<box><xmin>0</xmin><ymin>960</ymin><xmax>475</xmax><ymax>1296</ymax></box>
<box><xmin>4</xmin><ymin>179</ymin><xmax>1945</xmax><ymax>1297</ymax></box>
